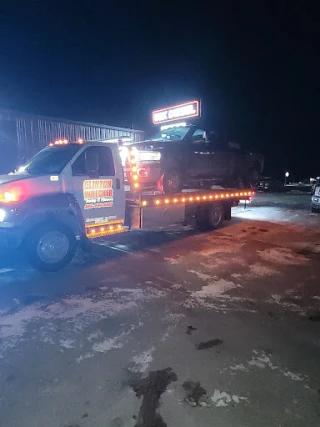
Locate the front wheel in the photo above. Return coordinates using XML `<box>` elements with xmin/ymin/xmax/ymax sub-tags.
<box><xmin>25</xmin><ymin>223</ymin><xmax>77</xmax><ymax>272</ymax></box>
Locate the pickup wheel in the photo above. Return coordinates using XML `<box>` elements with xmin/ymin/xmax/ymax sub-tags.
<box><xmin>25</xmin><ymin>223</ymin><xmax>77</xmax><ymax>272</ymax></box>
<box><xmin>163</xmin><ymin>168</ymin><xmax>183</xmax><ymax>194</ymax></box>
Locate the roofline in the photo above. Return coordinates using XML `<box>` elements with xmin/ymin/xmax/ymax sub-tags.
<box><xmin>0</xmin><ymin>108</ymin><xmax>144</xmax><ymax>134</ymax></box>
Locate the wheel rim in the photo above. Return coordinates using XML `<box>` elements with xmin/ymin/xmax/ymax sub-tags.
<box><xmin>210</xmin><ymin>206</ymin><xmax>223</xmax><ymax>227</ymax></box>
<box><xmin>37</xmin><ymin>231</ymin><xmax>70</xmax><ymax>264</ymax></box>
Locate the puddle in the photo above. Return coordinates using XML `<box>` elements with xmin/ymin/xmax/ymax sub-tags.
<box><xmin>128</xmin><ymin>367</ymin><xmax>177</xmax><ymax>427</ymax></box>
<box><xmin>197</xmin><ymin>338</ymin><xmax>223</xmax><ymax>350</ymax></box>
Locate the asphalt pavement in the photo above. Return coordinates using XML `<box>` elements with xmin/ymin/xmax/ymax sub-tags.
<box><xmin>0</xmin><ymin>192</ymin><xmax>320</xmax><ymax>427</ymax></box>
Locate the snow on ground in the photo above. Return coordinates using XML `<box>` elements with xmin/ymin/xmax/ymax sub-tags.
<box><xmin>189</xmin><ymin>279</ymin><xmax>238</xmax><ymax>298</ymax></box>
<box><xmin>0</xmin><ymin>284</ymin><xmax>166</xmax><ymax>358</ymax></box>
<box><xmin>248</xmin><ymin>263</ymin><xmax>280</xmax><ymax>277</ymax></box>
<box><xmin>211</xmin><ymin>389</ymin><xmax>249</xmax><ymax>407</ymax></box>
<box><xmin>257</xmin><ymin>247</ymin><xmax>308</xmax><ymax>266</ymax></box>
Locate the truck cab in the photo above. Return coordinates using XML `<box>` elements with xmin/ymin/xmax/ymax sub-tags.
<box><xmin>0</xmin><ymin>139</ymin><xmax>125</xmax><ymax>271</ymax></box>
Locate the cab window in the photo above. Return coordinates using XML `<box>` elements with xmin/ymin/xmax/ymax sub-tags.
<box><xmin>72</xmin><ymin>146</ymin><xmax>115</xmax><ymax>177</ymax></box>
<box><xmin>192</xmin><ymin>129</ymin><xmax>206</xmax><ymax>143</ymax></box>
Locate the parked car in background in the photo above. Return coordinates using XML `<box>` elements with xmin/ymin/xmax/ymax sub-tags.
<box><xmin>311</xmin><ymin>177</ymin><xmax>320</xmax><ymax>195</ymax></box>
<box><xmin>124</xmin><ymin>124</ymin><xmax>264</xmax><ymax>194</ymax></box>
<box><xmin>311</xmin><ymin>183</ymin><xmax>320</xmax><ymax>212</ymax></box>
<box><xmin>257</xmin><ymin>177</ymin><xmax>285</xmax><ymax>192</ymax></box>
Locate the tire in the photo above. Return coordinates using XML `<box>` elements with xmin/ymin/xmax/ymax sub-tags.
<box><xmin>311</xmin><ymin>206</ymin><xmax>318</xmax><ymax>213</ymax></box>
<box><xmin>207</xmin><ymin>203</ymin><xmax>224</xmax><ymax>229</ymax></box>
<box><xmin>25</xmin><ymin>223</ymin><xmax>77</xmax><ymax>272</ymax></box>
<box><xmin>196</xmin><ymin>203</ymin><xmax>224</xmax><ymax>231</ymax></box>
<box><xmin>163</xmin><ymin>168</ymin><xmax>183</xmax><ymax>194</ymax></box>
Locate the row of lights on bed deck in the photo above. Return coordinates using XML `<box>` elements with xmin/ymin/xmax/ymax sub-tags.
<box><xmin>140</xmin><ymin>191</ymin><xmax>254</xmax><ymax>207</ymax></box>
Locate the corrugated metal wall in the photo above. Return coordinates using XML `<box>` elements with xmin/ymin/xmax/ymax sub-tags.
<box><xmin>0</xmin><ymin>110</ymin><xmax>144</xmax><ymax>172</ymax></box>
<box><xmin>16</xmin><ymin>117</ymin><xmax>144</xmax><ymax>161</ymax></box>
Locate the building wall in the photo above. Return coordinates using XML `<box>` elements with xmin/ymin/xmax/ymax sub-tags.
<box><xmin>0</xmin><ymin>110</ymin><xmax>144</xmax><ymax>173</ymax></box>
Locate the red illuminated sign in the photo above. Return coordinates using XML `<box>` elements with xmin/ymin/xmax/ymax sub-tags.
<box><xmin>152</xmin><ymin>100</ymin><xmax>200</xmax><ymax>125</ymax></box>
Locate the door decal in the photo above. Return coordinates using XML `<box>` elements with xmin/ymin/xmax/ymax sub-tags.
<box><xmin>83</xmin><ymin>179</ymin><xmax>114</xmax><ymax>210</ymax></box>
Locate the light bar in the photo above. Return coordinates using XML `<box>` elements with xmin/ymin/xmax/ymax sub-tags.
<box><xmin>129</xmin><ymin>148</ymin><xmax>140</xmax><ymax>190</ymax></box>
<box><xmin>140</xmin><ymin>191</ymin><xmax>254</xmax><ymax>207</ymax></box>
<box><xmin>86</xmin><ymin>223</ymin><xmax>126</xmax><ymax>238</ymax></box>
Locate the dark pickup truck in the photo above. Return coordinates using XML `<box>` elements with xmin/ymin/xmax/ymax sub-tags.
<box><xmin>125</xmin><ymin>124</ymin><xmax>264</xmax><ymax>194</ymax></box>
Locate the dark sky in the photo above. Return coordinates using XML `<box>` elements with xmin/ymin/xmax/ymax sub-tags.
<box><xmin>0</xmin><ymin>0</ymin><xmax>319</xmax><ymax>178</ymax></box>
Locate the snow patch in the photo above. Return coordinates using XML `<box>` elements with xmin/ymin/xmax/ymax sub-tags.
<box><xmin>230</xmin><ymin>364</ymin><xmax>248</xmax><ymax>372</ymax></box>
<box><xmin>248</xmin><ymin>353</ymin><xmax>278</xmax><ymax>370</ymax></box>
<box><xmin>258</xmin><ymin>247</ymin><xmax>308</xmax><ymax>266</ymax></box>
<box><xmin>92</xmin><ymin>334</ymin><xmax>125</xmax><ymax>353</ymax></box>
<box><xmin>211</xmin><ymin>390</ymin><xmax>248</xmax><ymax>407</ymax></box>
<box><xmin>0</xmin><ymin>285</ymin><xmax>165</xmax><ymax>357</ymax></box>
<box><xmin>164</xmin><ymin>256</ymin><xmax>182</xmax><ymax>265</ymax></box>
<box><xmin>188</xmin><ymin>270</ymin><xmax>213</xmax><ymax>282</ymax></box>
<box><xmin>283</xmin><ymin>371</ymin><xmax>304</xmax><ymax>381</ymax></box>
<box><xmin>190</xmin><ymin>279</ymin><xmax>237</xmax><ymax>299</ymax></box>
<box><xmin>59</xmin><ymin>339</ymin><xmax>75</xmax><ymax>349</ymax></box>
<box><xmin>249</xmin><ymin>263</ymin><xmax>280</xmax><ymax>277</ymax></box>
<box><xmin>131</xmin><ymin>347</ymin><xmax>155</xmax><ymax>373</ymax></box>
<box><xmin>76</xmin><ymin>352</ymin><xmax>94</xmax><ymax>363</ymax></box>
<box><xmin>0</xmin><ymin>268</ymin><xmax>14</xmax><ymax>274</ymax></box>
<box><xmin>231</xmin><ymin>273</ymin><xmax>242</xmax><ymax>279</ymax></box>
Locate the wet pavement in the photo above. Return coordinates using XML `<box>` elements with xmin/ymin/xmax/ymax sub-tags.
<box><xmin>0</xmin><ymin>193</ymin><xmax>320</xmax><ymax>427</ymax></box>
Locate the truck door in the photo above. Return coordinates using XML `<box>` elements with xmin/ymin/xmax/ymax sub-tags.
<box><xmin>188</xmin><ymin>129</ymin><xmax>213</xmax><ymax>178</ymax></box>
<box><xmin>71</xmin><ymin>145</ymin><xmax>125</xmax><ymax>228</ymax></box>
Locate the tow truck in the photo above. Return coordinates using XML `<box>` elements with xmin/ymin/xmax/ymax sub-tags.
<box><xmin>0</xmin><ymin>137</ymin><xmax>253</xmax><ymax>272</ymax></box>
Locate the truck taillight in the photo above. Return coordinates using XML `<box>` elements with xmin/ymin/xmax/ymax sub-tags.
<box><xmin>0</xmin><ymin>190</ymin><xmax>21</xmax><ymax>203</ymax></box>
<box><xmin>138</xmin><ymin>167</ymin><xmax>148</xmax><ymax>178</ymax></box>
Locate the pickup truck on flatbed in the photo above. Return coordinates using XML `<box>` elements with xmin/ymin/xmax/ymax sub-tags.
<box><xmin>0</xmin><ymin>139</ymin><xmax>253</xmax><ymax>271</ymax></box>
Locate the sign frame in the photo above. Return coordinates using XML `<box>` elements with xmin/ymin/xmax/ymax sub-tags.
<box><xmin>152</xmin><ymin>100</ymin><xmax>200</xmax><ymax>125</ymax></box>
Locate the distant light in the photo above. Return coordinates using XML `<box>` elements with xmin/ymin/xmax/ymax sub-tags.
<box><xmin>285</xmin><ymin>171</ymin><xmax>289</xmax><ymax>177</ymax></box>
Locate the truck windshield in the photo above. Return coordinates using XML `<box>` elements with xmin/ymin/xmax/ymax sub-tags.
<box><xmin>148</xmin><ymin>125</ymin><xmax>191</xmax><ymax>142</ymax></box>
<box><xmin>19</xmin><ymin>144</ymin><xmax>81</xmax><ymax>175</ymax></box>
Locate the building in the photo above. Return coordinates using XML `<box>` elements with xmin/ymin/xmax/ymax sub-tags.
<box><xmin>0</xmin><ymin>109</ymin><xmax>144</xmax><ymax>174</ymax></box>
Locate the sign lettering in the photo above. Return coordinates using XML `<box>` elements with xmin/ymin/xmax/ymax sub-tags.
<box><xmin>152</xmin><ymin>100</ymin><xmax>200</xmax><ymax>125</ymax></box>
<box><xmin>83</xmin><ymin>179</ymin><xmax>114</xmax><ymax>210</ymax></box>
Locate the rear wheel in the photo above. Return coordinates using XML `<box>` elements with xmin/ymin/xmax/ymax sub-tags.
<box><xmin>196</xmin><ymin>203</ymin><xmax>224</xmax><ymax>231</ymax></box>
<box><xmin>25</xmin><ymin>223</ymin><xmax>77</xmax><ymax>272</ymax></box>
<box><xmin>163</xmin><ymin>168</ymin><xmax>183</xmax><ymax>194</ymax></box>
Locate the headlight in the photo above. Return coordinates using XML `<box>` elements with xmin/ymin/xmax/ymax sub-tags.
<box><xmin>0</xmin><ymin>208</ymin><xmax>6</xmax><ymax>222</ymax></box>
<box><xmin>119</xmin><ymin>147</ymin><xmax>129</xmax><ymax>167</ymax></box>
<box><xmin>136</xmin><ymin>151</ymin><xmax>161</xmax><ymax>162</ymax></box>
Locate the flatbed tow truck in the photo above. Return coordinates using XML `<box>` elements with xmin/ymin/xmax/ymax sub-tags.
<box><xmin>0</xmin><ymin>138</ymin><xmax>253</xmax><ymax>271</ymax></box>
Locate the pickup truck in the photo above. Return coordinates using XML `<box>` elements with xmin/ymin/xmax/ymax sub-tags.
<box><xmin>122</xmin><ymin>124</ymin><xmax>264</xmax><ymax>194</ymax></box>
<box><xmin>0</xmin><ymin>139</ymin><xmax>253</xmax><ymax>271</ymax></box>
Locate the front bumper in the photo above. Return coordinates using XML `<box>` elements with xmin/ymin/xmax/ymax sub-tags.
<box><xmin>0</xmin><ymin>203</ymin><xmax>23</xmax><ymax>249</ymax></box>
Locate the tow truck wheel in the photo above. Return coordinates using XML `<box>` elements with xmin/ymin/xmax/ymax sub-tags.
<box><xmin>163</xmin><ymin>168</ymin><xmax>183</xmax><ymax>194</ymax></box>
<box><xmin>196</xmin><ymin>203</ymin><xmax>224</xmax><ymax>231</ymax></box>
<box><xmin>208</xmin><ymin>203</ymin><xmax>224</xmax><ymax>229</ymax></box>
<box><xmin>25</xmin><ymin>223</ymin><xmax>77</xmax><ymax>272</ymax></box>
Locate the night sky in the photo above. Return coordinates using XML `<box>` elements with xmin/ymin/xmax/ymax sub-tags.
<box><xmin>0</xmin><ymin>1</ymin><xmax>319</xmax><ymax>179</ymax></box>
